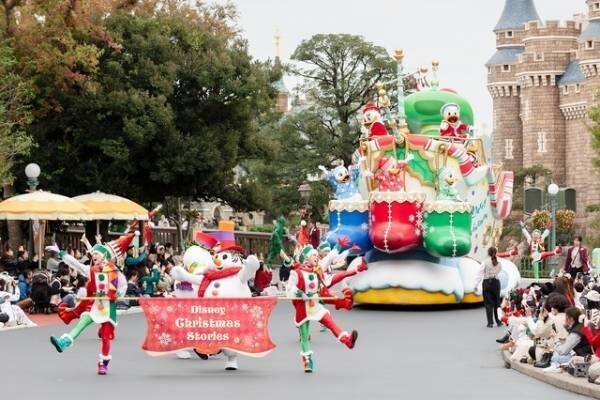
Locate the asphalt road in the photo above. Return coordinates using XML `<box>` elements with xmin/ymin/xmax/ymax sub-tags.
<box><xmin>1</xmin><ymin>303</ymin><xmax>587</xmax><ymax>400</ymax></box>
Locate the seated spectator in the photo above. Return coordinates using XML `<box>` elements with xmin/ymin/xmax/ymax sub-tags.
<box><xmin>543</xmin><ymin>307</ymin><xmax>592</xmax><ymax>373</ymax></box>
<box><xmin>16</xmin><ymin>269</ymin><xmax>33</xmax><ymax>310</ymax></box>
<box><xmin>56</xmin><ymin>263</ymin><xmax>76</xmax><ymax>308</ymax></box>
<box><xmin>140</xmin><ymin>265</ymin><xmax>160</xmax><ymax>296</ymax></box>
<box><xmin>157</xmin><ymin>261</ymin><xmax>174</xmax><ymax>294</ymax></box>
<box><xmin>16</xmin><ymin>249</ymin><xmax>34</xmax><ymax>275</ymax></box>
<box><xmin>0</xmin><ymin>291</ymin><xmax>35</xmax><ymax>328</ymax></box>
<box><xmin>45</xmin><ymin>249</ymin><xmax>60</xmax><ymax>274</ymax></box>
<box><xmin>125</xmin><ymin>246</ymin><xmax>146</xmax><ymax>275</ymax></box>
<box><xmin>30</xmin><ymin>269</ymin><xmax>61</xmax><ymax>314</ymax></box>
<box><xmin>1</xmin><ymin>247</ymin><xmax>18</xmax><ymax>276</ymax></box>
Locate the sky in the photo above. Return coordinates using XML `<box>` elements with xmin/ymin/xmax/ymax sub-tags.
<box><xmin>214</xmin><ymin>0</ymin><xmax>581</xmax><ymax>132</ymax></box>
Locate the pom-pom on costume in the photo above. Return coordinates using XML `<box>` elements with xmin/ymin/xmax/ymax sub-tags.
<box><xmin>286</xmin><ymin>245</ymin><xmax>358</xmax><ymax>373</ymax></box>
<box><xmin>49</xmin><ymin>232</ymin><xmax>134</xmax><ymax>375</ymax></box>
<box><xmin>520</xmin><ymin>222</ymin><xmax>561</xmax><ymax>280</ymax></box>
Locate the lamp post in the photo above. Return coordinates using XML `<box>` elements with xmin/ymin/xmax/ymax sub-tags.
<box><xmin>25</xmin><ymin>163</ymin><xmax>40</xmax><ymax>191</ymax></box>
<box><xmin>548</xmin><ymin>183</ymin><xmax>559</xmax><ymax>271</ymax></box>
<box><xmin>298</xmin><ymin>183</ymin><xmax>312</xmax><ymax>220</ymax></box>
<box><xmin>24</xmin><ymin>163</ymin><xmax>41</xmax><ymax>263</ymax></box>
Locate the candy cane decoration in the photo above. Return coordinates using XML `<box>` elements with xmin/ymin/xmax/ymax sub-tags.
<box><xmin>487</xmin><ymin>168</ymin><xmax>514</xmax><ymax>219</ymax></box>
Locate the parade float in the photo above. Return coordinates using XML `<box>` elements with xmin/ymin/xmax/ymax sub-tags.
<box><xmin>322</xmin><ymin>50</ymin><xmax>520</xmax><ymax>305</ymax></box>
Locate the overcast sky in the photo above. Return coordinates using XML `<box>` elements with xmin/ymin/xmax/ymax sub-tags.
<box><xmin>215</xmin><ymin>0</ymin><xmax>581</xmax><ymax>132</ymax></box>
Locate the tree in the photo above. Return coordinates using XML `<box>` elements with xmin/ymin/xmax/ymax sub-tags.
<box><xmin>250</xmin><ymin>34</ymin><xmax>397</xmax><ymax>219</ymax></box>
<box><xmin>14</xmin><ymin>3</ymin><xmax>277</xmax><ymax>210</ymax></box>
<box><xmin>289</xmin><ymin>34</ymin><xmax>396</xmax><ymax>165</ymax></box>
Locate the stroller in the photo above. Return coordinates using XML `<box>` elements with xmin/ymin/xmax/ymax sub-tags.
<box><xmin>30</xmin><ymin>270</ymin><xmax>61</xmax><ymax>314</ymax></box>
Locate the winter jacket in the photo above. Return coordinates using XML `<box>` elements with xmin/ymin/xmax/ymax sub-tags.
<box><xmin>17</xmin><ymin>274</ymin><xmax>31</xmax><ymax>301</ymax></box>
<box><xmin>141</xmin><ymin>268</ymin><xmax>160</xmax><ymax>296</ymax></box>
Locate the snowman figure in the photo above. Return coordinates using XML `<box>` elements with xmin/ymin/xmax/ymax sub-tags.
<box><xmin>170</xmin><ymin>226</ymin><xmax>260</xmax><ymax>371</ymax></box>
<box><xmin>173</xmin><ymin>233</ymin><xmax>217</xmax><ymax>360</ymax></box>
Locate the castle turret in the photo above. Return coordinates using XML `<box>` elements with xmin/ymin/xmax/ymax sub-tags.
<box><xmin>515</xmin><ymin>19</ymin><xmax>580</xmax><ymax>183</ymax></box>
<box><xmin>487</xmin><ymin>0</ymin><xmax>541</xmax><ymax>172</ymax></box>
<box><xmin>562</xmin><ymin>0</ymin><xmax>600</xmax><ymax>215</ymax></box>
<box><xmin>274</xmin><ymin>31</ymin><xmax>289</xmax><ymax>113</ymax></box>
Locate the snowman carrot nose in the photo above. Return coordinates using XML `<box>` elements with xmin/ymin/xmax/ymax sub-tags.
<box><xmin>213</xmin><ymin>257</ymin><xmax>222</xmax><ymax>267</ymax></box>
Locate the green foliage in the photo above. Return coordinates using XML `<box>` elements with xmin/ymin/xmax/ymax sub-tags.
<box><xmin>248</xmin><ymin>224</ymin><xmax>274</xmax><ymax>233</ymax></box>
<box><xmin>250</xmin><ymin>34</ymin><xmax>396</xmax><ymax>218</ymax></box>
<box><xmin>0</xmin><ymin>39</ymin><xmax>34</xmax><ymax>186</ymax></box>
<box><xmin>15</xmin><ymin>7</ymin><xmax>277</xmax><ymax>209</ymax></box>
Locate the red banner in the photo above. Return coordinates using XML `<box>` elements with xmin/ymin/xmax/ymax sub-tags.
<box><xmin>139</xmin><ymin>297</ymin><xmax>277</xmax><ymax>357</ymax></box>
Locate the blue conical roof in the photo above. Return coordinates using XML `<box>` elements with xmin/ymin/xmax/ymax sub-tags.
<box><xmin>495</xmin><ymin>0</ymin><xmax>540</xmax><ymax>31</ymax></box>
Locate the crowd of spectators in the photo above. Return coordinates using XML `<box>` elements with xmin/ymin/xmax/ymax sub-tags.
<box><xmin>497</xmin><ymin>271</ymin><xmax>600</xmax><ymax>382</ymax></box>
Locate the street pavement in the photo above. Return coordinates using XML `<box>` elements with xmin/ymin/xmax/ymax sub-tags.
<box><xmin>1</xmin><ymin>303</ymin><xmax>588</xmax><ymax>400</ymax></box>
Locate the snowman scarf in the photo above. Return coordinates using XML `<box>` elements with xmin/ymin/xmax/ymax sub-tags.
<box><xmin>197</xmin><ymin>267</ymin><xmax>242</xmax><ymax>297</ymax></box>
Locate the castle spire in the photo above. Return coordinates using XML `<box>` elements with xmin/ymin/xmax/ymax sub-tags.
<box><xmin>274</xmin><ymin>29</ymin><xmax>281</xmax><ymax>62</ymax></box>
<box><xmin>494</xmin><ymin>0</ymin><xmax>540</xmax><ymax>31</ymax></box>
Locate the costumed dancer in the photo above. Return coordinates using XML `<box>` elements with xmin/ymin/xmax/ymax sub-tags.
<box><xmin>170</xmin><ymin>221</ymin><xmax>260</xmax><ymax>371</ymax></box>
<box><xmin>520</xmin><ymin>221</ymin><xmax>561</xmax><ymax>280</ymax></box>
<box><xmin>173</xmin><ymin>232</ymin><xmax>218</xmax><ymax>360</ymax></box>
<box><xmin>267</xmin><ymin>217</ymin><xmax>286</xmax><ymax>266</ymax></box>
<box><xmin>48</xmin><ymin>233</ymin><xmax>134</xmax><ymax>375</ymax></box>
<box><xmin>286</xmin><ymin>245</ymin><xmax>357</xmax><ymax>373</ymax></box>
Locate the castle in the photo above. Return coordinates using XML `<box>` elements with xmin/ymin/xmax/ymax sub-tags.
<box><xmin>487</xmin><ymin>0</ymin><xmax>600</xmax><ymax>226</ymax></box>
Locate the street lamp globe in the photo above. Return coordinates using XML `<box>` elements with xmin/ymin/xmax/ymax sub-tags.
<box><xmin>25</xmin><ymin>163</ymin><xmax>40</xmax><ymax>179</ymax></box>
<box><xmin>298</xmin><ymin>183</ymin><xmax>312</xmax><ymax>202</ymax></box>
<box><xmin>548</xmin><ymin>183</ymin><xmax>559</xmax><ymax>196</ymax></box>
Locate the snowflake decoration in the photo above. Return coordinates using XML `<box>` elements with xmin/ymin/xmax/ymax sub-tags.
<box><xmin>256</xmin><ymin>321</ymin><xmax>264</xmax><ymax>329</ymax></box>
<box><xmin>408</xmin><ymin>214</ymin><xmax>415</xmax><ymax>223</ymax></box>
<box><xmin>233</xmin><ymin>337</ymin><xmax>241</xmax><ymax>344</ymax></box>
<box><xmin>415</xmin><ymin>228</ymin><xmax>421</xmax><ymax>236</ymax></box>
<box><xmin>158</xmin><ymin>333</ymin><xmax>172</xmax><ymax>346</ymax></box>
<box><xmin>371</xmin><ymin>214</ymin><xmax>376</xmax><ymax>223</ymax></box>
<box><xmin>159</xmin><ymin>311</ymin><xmax>169</xmax><ymax>321</ymax></box>
<box><xmin>241</xmin><ymin>303</ymin><xmax>249</xmax><ymax>311</ymax></box>
<box><xmin>166</xmin><ymin>306</ymin><xmax>174</xmax><ymax>313</ymax></box>
<box><xmin>250</xmin><ymin>305</ymin><xmax>263</xmax><ymax>320</ymax></box>
<box><xmin>361</xmin><ymin>223</ymin><xmax>369</xmax><ymax>231</ymax></box>
<box><xmin>149</xmin><ymin>305</ymin><xmax>160</xmax><ymax>315</ymax></box>
<box><xmin>429</xmin><ymin>226</ymin><xmax>436</xmax><ymax>233</ymax></box>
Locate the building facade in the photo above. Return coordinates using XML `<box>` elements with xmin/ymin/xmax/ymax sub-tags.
<box><xmin>488</xmin><ymin>0</ymin><xmax>600</xmax><ymax>226</ymax></box>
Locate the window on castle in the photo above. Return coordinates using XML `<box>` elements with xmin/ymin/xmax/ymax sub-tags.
<box><xmin>537</xmin><ymin>132</ymin><xmax>548</xmax><ymax>153</ymax></box>
<box><xmin>535</xmin><ymin>53</ymin><xmax>544</xmax><ymax>61</ymax></box>
<box><xmin>596</xmin><ymin>3</ymin><xmax>600</xmax><ymax>10</ymax></box>
<box><xmin>504</xmin><ymin>139</ymin><xmax>514</xmax><ymax>160</ymax></box>
<box><xmin>506</xmin><ymin>31</ymin><xmax>514</xmax><ymax>38</ymax></box>
<box><xmin>563</xmin><ymin>85</ymin><xmax>569</xmax><ymax>95</ymax></box>
<box><xmin>587</xmin><ymin>41</ymin><xmax>594</xmax><ymax>49</ymax></box>
<box><xmin>576</xmin><ymin>83</ymin><xmax>581</xmax><ymax>93</ymax></box>
<box><xmin>503</xmin><ymin>64</ymin><xmax>510</xmax><ymax>72</ymax></box>
<box><xmin>488</xmin><ymin>66</ymin><xmax>492</xmax><ymax>74</ymax></box>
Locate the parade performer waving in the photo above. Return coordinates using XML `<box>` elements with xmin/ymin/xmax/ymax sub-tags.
<box><xmin>285</xmin><ymin>245</ymin><xmax>358</xmax><ymax>373</ymax></box>
<box><xmin>48</xmin><ymin>233</ymin><xmax>133</xmax><ymax>375</ymax></box>
<box><xmin>520</xmin><ymin>221</ymin><xmax>561</xmax><ymax>280</ymax></box>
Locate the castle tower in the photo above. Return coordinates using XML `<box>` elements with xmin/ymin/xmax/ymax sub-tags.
<box><xmin>562</xmin><ymin>0</ymin><xmax>600</xmax><ymax>216</ymax></box>
<box><xmin>487</xmin><ymin>0</ymin><xmax>540</xmax><ymax>172</ymax></box>
<box><xmin>274</xmin><ymin>31</ymin><xmax>290</xmax><ymax>113</ymax></box>
<box><xmin>516</xmin><ymin>19</ymin><xmax>580</xmax><ymax>184</ymax></box>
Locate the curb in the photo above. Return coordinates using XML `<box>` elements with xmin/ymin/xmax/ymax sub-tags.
<box><xmin>502</xmin><ymin>350</ymin><xmax>600</xmax><ymax>399</ymax></box>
